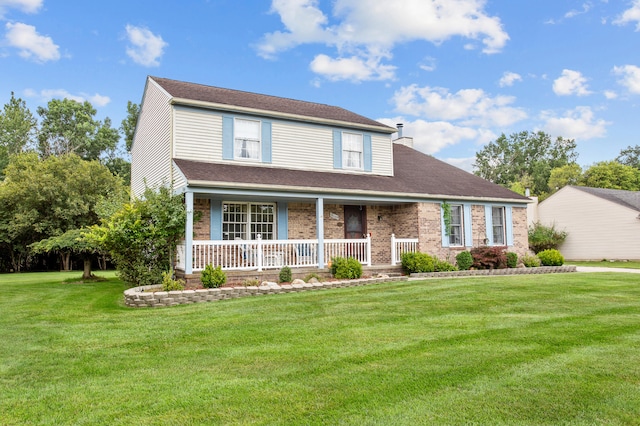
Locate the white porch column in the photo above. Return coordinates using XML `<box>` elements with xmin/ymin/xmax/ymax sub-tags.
<box><xmin>316</xmin><ymin>197</ymin><xmax>324</xmax><ymax>268</ymax></box>
<box><xmin>185</xmin><ymin>191</ymin><xmax>194</xmax><ymax>274</ymax></box>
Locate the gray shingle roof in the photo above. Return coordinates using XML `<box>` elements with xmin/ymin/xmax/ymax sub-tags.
<box><xmin>571</xmin><ymin>186</ymin><xmax>640</xmax><ymax>211</ymax></box>
<box><xmin>174</xmin><ymin>144</ymin><xmax>529</xmax><ymax>203</ymax></box>
<box><xmin>151</xmin><ymin>76</ymin><xmax>395</xmax><ymax>132</ymax></box>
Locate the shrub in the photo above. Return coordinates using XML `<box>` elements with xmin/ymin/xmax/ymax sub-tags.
<box><xmin>528</xmin><ymin>222</ymin><xmax>568</xmax><ymax>254</ymax></box>
<box><xmin>537</xmin><ymin>249</ymin><xmax>564</xmax><ymax>266</ymax></box>
<box><xmin>201</xmin><ymin>264</ymin><xmax>226</xmax><ymax>288</ymax></box>
<box><xmin>400</xmin><ymin>252</ymin><xmax>435</xmax><ymax>274</ymax></box>
<box><xmin>470</xmin><ymin>246</ymin><xmax>507</xmax><ymax>269</ymax></box>
<box><xmin>434</xmin><ymin>258</ymin><xmax>457</xmax><ymax>272</ymax></box>
<box><xmin>506</xmin><ymin>252</ymin><xmax>518</xmax><ymax>268</ymax></box>
<box><xmin>161</xmin><ymin>269</ymin><xmax>185</xmax><ymax>291</ymax></box>
<box><xmin>521</xmin><ymin>254</ymin><xmax>541</xmax><ymax>267</ymax></box>
<box><xmin>278</xmin><ymin>266</ymin><xmax>292</xmax><ymax>283</ymax></box>
<box><xmin>242</xmin><ymin>278</ymin><xmax>260</xmax><ymax>286</ymax></box>
<box><xmin>330</xmin><ymin>256</ymin><xmax>363</xmax><ymax>279</ymax></box>
<box><xmin>455</xmin><ymin>251</ymin><xmax>473</xmax><ymax>270</ymax></box>
<box><xmin>303</xmin><ymin>272</ymin><xmax>323</xmax><ymax>282</ymax></box>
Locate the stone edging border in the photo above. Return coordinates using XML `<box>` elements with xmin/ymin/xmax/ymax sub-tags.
<box><xmin>124</xmin><ymin>266</ymin><xmax>576</xmax><ymax>308</ymax></box>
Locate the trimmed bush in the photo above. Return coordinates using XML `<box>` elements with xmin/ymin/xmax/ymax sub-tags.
<box><xmin>506</xmin><ymin>252</ymin><xmax>518</xmax><ymax>268</ymax></box>
<box><xmin>455</xmin><ymin>251</ymin><xmax>473</xmax><ymax>270</ymax></box>
<box><xmin>330</xmin><ymin>256</ymin><xmax>363</xmax><ymax>279</ymax></box>
<box><xmin>528</xmin><ymin>222</ymin><xmax>568</xmax><ymax>254</ymax></box>
<box><xmin>278</xmin><ymin>266</ymin><xmax>292</xmax><ymax>283</ymax></box>
<box><xmin>161</xmin><ymin>269</ymin><xmax>185</xmax><ymax>291</ymax></box>
<box><xmin>303</xmin><ymin>272</ymin><xmax>323</xmax><ymax>282</ymax></box>
<box><xmin>400</xmin><ymin>252</ymin><xmax>435</xmax><ymax>274</ymax></box>
<box><xmin>521</xmin><ymin>254</ymin><xmax>541</xmax><ymax>267</ymax></box>
<box><xmin>201</xmin><ymin>264</ymin><xmax>226</xmax><ymax>288</ymax></box>
<box><xmin>537</xmin><ymin>249</ymin><xmax>564</xmax><ymax>266</ymax></box>
<box><xmin>470</xmin><ymin>246</ymin><xmax>507</xmax><ymax>269</ymax></box>
<box><xmin>434</xmin><ymin>258</ymin><xmax>457</xmax><ymax>272</ymax></box>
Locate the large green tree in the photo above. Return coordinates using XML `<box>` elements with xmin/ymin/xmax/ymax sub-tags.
<box><xmin>474</xmin><ymin>131</ymin><xmax>578</xmax><ymax>196</ymax></box>
<box><xmin>0</xmin><ymin>92</ymin><xmax>36</xmax><ymax>178</ymax></box>
<box><xmin>547</xmin><ymin>163</ymin><xmax>583</xmax><ymax>194</ymax></box>
<box><xmin>0</xmin><ymin>153</ymin><xmax>126</xmax><ymax>271</ymax></box>
<box><xmin>37</xmin><ymin>98</ymin><xmax>119</xmax><ymax>160</ymax></box>
<box><xmin>616</xmin><ymin>145</ymin><xmax>640</xmax><ymax>170</ymax></box>
<box><xmin>120</xmin><ymin>100</ymin><xmax>140</xmax><ymax>152</ymax></box>
<box><xmin>581</xmin><ymin>160</ymin><xmax>640</xmax><ymax>190</ymax></box>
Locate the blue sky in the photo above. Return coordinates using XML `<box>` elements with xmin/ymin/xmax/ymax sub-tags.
<box><xmin>1</xmin><ymin>0</ymin><xmax>639</xmax><ymax>172</ymax></box>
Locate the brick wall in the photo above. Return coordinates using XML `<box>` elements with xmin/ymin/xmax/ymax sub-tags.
<box><xmin>194</xmin><ymin>198</ymin><xmax>210</xmax><ymax>240</ymax></box>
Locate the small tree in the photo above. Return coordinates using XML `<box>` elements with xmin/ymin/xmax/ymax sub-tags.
<box><xmin>528</xmin><ymin>222</ymin><xmax>567</xmax><ymax>254</ymax></box>
<box><xmin>30</xmin><ymin>228</ymin><xmax>102</xmax><ymax>279</ymax></box>
<box><xmin>88</xmin><ymin>185</ymin><xmax>186</xmax><ymax>286</ymax></box>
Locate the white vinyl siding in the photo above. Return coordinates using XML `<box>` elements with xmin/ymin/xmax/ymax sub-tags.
<box><xmin>271</xmin><ymin>123</ymin><xmax>334</xmax><ymax>170</ymax></box>
<box><xmin>173</xmin><ymin>106</ymin><xmax>222</xmax><ymax>162</ymax></box>
<box><xmin>538</xmin><ymin>186</ymin><xmax>640</xmax><ymax>260</ymax></box>
<box><xmin>130</xmin><ymin>79</ymin><xmax>173</xmax><ymax>198</ymax></box>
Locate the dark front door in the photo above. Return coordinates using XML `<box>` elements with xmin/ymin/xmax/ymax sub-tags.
<box><xmin>344</xmin><ymin>205</ymin><xmax>367</xmax><ymax>239</ymax></box>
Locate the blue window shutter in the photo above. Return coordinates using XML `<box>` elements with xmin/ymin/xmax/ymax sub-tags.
<box><xmin>210</xmin><ymin>200</ymin><xmax>222</xmax><ymax>240</ymax></box>
<box><xmin>277</xmin><ymin>202</ymin><xmax>288</xmax><ymax>240</ymax></box>
<box><xmin>222</xmin><ymin>116</ymin><xmax>234</xmax><ymax>160</ymax></box>
<box><xmin>485</xmin><ymin>205</ymin><xmax>493</xmax><ymax>245</ymax></box>
<box><xmin>333</xmin><ymin>130</ymin><xmax>342</xmax><ymax>169</ymax></box>
<box><xmin>505</xmin><ymin>206</ymin><xmax>514</xmax><ymax>246</ymax></box>
<box><xmin>441</xmin><ymin>204</ymin><xmax>449</xmax><ymax>247</ymax></box>
<box><xmin>463</xmin><ymin>203</ymin><xmax>473</xmax><ymax>247</ymax></box>
<box><xmin>262</xmin><ymin>121</ymin><xmax>272</xmax><ymax>163</ymax></box>
<box><xmin>363</xmin><ymin>134</ymin><xmax>372</xmax><ymax>172</ymax></box>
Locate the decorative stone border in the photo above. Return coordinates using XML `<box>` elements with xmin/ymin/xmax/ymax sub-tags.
<box><xmin>124</xmin><ymin>266</ymin><xmax>577</xmax><ymax>308</ymax></box>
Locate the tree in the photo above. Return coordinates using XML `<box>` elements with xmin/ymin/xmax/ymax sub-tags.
<box><xmin>581</xmin><ymin>161</ymin><xmax>640</xmax><ymax>190</ymax></box>
<box><xmin>0</xmin><ymin>153</ymin><xmax>127</xmax><ymax>271</ymax></box>
<box><xmin>120</xmin><ymin>101</ymin><xmax>140</xmax><ymax>152</ymax></box>
<box><xmin>37</xmin><ymin>98</ymin><xmax>118</xmax><ymax>160</ymax></box>
<box><xmin>87</xmin><ymin>186</ymin><xmax>186</xmax><ymax>286</ymax></box>
<box><xmin>616</xmin><ymin>145</ymin><xmax>640</xmax><ymax>169</ymax></box>
<box><xmin>0</xmin><ymin>92</ymin><xmax>36</xmax><ymax>178</ymax></box>
<box><xmin>30</xmin><ymin>229</ymin><xmax>102</xmax><ymax>279</ymax></box>
<box><xmin>547</xmin><ymin>163</ymin><xmax>583</xmax><ymax>194</ymax></box>
<box><xmin>474</xmin><ymin>131</ymin><xmax>578</xmax><ymax>196</ymax></box>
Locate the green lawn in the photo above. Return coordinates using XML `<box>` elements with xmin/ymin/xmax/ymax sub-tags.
<box><xmin>2</xmin><ymin>271</ymin><xmax>640</xmax><ymax>425</ymax></box>
<box><xmin>568</xmin><ymin>260</ymin><xmax>640</xmax><ymax>269</ymax></box>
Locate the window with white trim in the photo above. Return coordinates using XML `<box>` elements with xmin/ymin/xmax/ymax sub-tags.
<box><xmin>234</xmin><ymin>118</ymin><xmax>260</xmax><ymax>161</ymax></box>
<box><xmin>492</xmin><ymin>206</ymin><xmax>505</xmax><ymax>245</ymax></box>
<box><xmin>448</xmin><ymin>204</ymin><xmax>463</xmax><ymax>246</ymax></box>
<box><xmin>222</xmin><ymin>202</ymin><xmax>275</xmax><ymax>240</ymax></box>
<box><xmin>342</xmin><ymin>132</ymin><xmax>363</xmax><ymax>169</ymax></box>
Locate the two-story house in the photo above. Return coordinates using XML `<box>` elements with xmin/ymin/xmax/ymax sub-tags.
<box><xmin>131</xmin><ymin>76</ymin><xmax>530</xmax><ymax>278</ymax></box>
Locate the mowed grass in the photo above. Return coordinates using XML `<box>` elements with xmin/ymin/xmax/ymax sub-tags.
<box><xmin>1</xmin><ymin>271</ymin><xmax>640</xmax><ymax>425</ymax></box>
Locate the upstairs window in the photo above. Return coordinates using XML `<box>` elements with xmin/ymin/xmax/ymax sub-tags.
<box><xmin>234</xmin><ymin>118</ymin><xmax>260</xmax><ymax>161</ymax></box>
<box><xmin>342</xmin><ymin>132</ymin><xmax>363</xmax><ymax>169</ymax></box>
<box><xmin>492</xmin><ymin>206</ymin><xmax>505</xmax><ymax>245</ymax></box>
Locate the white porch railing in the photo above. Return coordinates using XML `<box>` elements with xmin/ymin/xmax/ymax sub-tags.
<box><xmin>391</xmin><ymin>234</ymin><xmax>419</xmax><ymax>266</ymax></box>
<box><xmin>176</xmin><ymin>235</ymin><xmax>372</xmax><ymax>272</ymax></box>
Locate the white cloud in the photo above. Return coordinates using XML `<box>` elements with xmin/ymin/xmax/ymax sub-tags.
<box><xmin>613</xmin><ymin>64</ymin><xmax>640</xmax><ymax>94</ymax></box>
<box><xmin>541</xmin><ymin>106</ymin><xmax>609</xmax><ymax>140</ymax></box>
<box><xmin>441</xmin><ymin>156</ymin><xmax>476</xmax><ymax>173</ymax></box>
<box><xmin>604</xmin><ymin>90</ymin><xmax>618</xmax><ymax>99</ymax></box>
<box><xmin>0</xmin><ymin>0</ymin><xmax>42</xmax><ymax>18</ymax></box>
<box><xmin>4</xmin><ymin>22</ymin><xmax>59</xmax><ymax>62</ymax></box>
<box><xmin>391</xmin><ymin>84</ymin><xmax>527</xmax><ymax>127</ymax></box>
<box><xmin>552</xmin><ymin>69</ymin><xmax>592</xmax><ymax>96</ymax></box>
<box><xmin>499</xmin><ymin>71</ymin><xmax>522</xmax><ymax>87</ymax></box>
<box><xmin>309</xmin><ymin>53</ymin><xmax>396</xmax><ymax>81</ymax></box>
<box><xmin>614</xmin><ymin>0</ymin><xmax>640</xmax><ymax>30</ymax></box>
<box><xmin>125</xmin><ymin>24</ymin><xmax>167</xmax><ymax>67</ymax></box>
<box><xmin>31</xmin><ymin>89</ymin><xmax>111</xmax><ymax>106</ymax></box>
<box><xmin>564</xmin><ymin>3</ymin><xmax>592</xmax><ymax>19</ymax></box>
<box><xmin>418</xmin><ymin>56</ymin><xmax>437</xmax><ymax>72</ymax></box>
<box><xmin>258</xmin><ymin>0</ymin><xmax>509</xmax><ymax>82</ymax></box>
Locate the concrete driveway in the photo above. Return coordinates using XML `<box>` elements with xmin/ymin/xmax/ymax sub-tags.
<box><xmin>574</xmin><ymin>266</ymin><xmax>640</xmax><ymax>274</ymax></box>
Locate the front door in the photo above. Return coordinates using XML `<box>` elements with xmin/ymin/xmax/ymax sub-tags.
<box><xmin>344</xmin><ymin>205</ymin><xmax>367</xmax><ymax>239</ymax></box>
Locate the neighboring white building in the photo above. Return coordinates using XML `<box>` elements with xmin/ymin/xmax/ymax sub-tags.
<box><xmin>537</xmin><ymin>185</ymin><xmax>640</xmax><ymax>260</ymax></box>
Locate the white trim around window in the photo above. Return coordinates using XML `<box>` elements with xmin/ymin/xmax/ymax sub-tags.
<box><xmin>222</xmin><ymin>202</ymin><xmax>276</xmax><ymax>240</ymax></box>
<box><xmin>342</xmin><ymin>131</ymin><xmax>363</xmax><ymax>170</ymax></box>
<box><xmin>234</xmin><ymin>118</ymin><xmax>261</xmax><ymax>161</ymax></box>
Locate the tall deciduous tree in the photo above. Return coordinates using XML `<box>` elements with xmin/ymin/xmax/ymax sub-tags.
<box><xmin>616</xmin><ymin>145</ymin><xmax>640</xmax><ymax>170</ymax></box>
<box><xmin>0</xmin><ymin>153</ymin><xmax>127</xmax><ymax>271</ymax></box>
<box><xmin>120</xmin><ymin>101</ymin><xmax>140</xmax><ymax>152</ymax></box>
<box><xmin>581</xmin><ymin>161</ymin><xmax>640</xmax><ymax>190</ymax></box>
<box><xmin>37</xmin><ymin>98</ymin><xmax>118</xmax><ymax>160</ymax></box>
<box><xmin>0</xmin><ymin>92</ymin><xmax>36</xmax><ymax>178</ymax></box>
<box><xmin>473</xmin><ymin>131</ymin><xmax>578</xmax><ymax>196</ymax></box>
<box><xmin>547</xmin><ymin>163</ymin><xmax>583</xmax><ymax>193</ymax></box>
